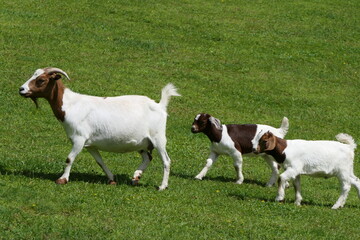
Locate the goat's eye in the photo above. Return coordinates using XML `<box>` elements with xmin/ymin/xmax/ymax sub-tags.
<box><xmin>36</xmin><ymin>79</ymin><xmax>45</xmax><ymax>86</ymax></box>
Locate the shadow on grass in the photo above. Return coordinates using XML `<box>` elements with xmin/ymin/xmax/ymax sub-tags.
<box><xmin>229</xmin><ymin>193</ymin><xmax>360</xmax><ymax>209</ymax></box>
<box><xmin>0</xmin><ymin>164</ymin><xmax>131</xmax><ymax>185</ymax></box>
<box><xmin>171</xmin><ymin>170</ymin><xmax>266</xmax><ymax>187</ymax></box>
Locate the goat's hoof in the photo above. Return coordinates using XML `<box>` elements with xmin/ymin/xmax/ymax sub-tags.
<box><xmin>235</xmin><ymin>179</ymin><xmax>244</xmax><ymax>184</ymax></box>
<box><xmin>108</xmin><ymin>180</ymin><xmax>117</xmax><ymax>185</ymax></box>
<box><xmin>131</xmin><ymin>177</ymin><xmax>140</xmax><ymax>186</ymax></box>
<box><xmin>55</xmin><ymin>178</ymin><xmax>68</xmax><ymax>185</ymax></box>
<box><xmin>158</xmin><ymin>185</ymin><xmax>168</xmax><ymax>191</ymax></box>
<box><xmin>195</xmin><ymin>176</ymin><xmax>203</xmax><ymax>180</ymax></box>
<box><xmin>331</xmin><ymin>204</ymin><xmax>343</xmax><ymax>210</ymax></box>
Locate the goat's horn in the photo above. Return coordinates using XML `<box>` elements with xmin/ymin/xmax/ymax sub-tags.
<box><xmin>44</xmin><ymin>67</ymin><xmax>71</xmax><ymax>80</ymax></box>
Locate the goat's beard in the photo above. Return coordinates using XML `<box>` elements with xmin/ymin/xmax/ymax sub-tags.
<box><xmin>31</xmin><ymin>97</ymin><xmax>39</xmax><ymax>108</ymax></box>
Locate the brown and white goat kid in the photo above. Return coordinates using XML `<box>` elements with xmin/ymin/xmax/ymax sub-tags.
<box><xmin>19</xmin><ymin>67</ymin><xmax>180</xmax><ymax>190</ymax></box>
<box><xmin>252</xmin><ymin>131</ymin><xmax>359</xmax><ymax>209</ymax></box>
<box><xmin>191</xmin><ymin>113</ymin><xmax>289</xmax><ymax>186</ymax></box>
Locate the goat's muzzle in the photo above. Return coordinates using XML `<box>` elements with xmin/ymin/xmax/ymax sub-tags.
<box><xmin>191</xmin><ymin>125</ymin><xmax>199</xmax><ymax>133</ymax></box>
<box><xmin>19</xmin><ymin>87</ymin><xmax>28</xmax><ymax>97</ymax></box>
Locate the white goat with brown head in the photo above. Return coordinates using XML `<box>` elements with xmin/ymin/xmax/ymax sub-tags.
<box><xmin>19</xmin><ymin>67</ymin><xmax>180</xmax><ymax>190</ymax></box>
<box><xmin>252</xmin><ymin>131</ymin><xmax>359</xmax><ymax>209</ymax></box>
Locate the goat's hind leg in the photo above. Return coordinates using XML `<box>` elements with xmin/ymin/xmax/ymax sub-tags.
<box><xmin>232</xmin><ymin>151</ymin><xmax>244</xmax><ymax>184</ymax></box>
<box><xmin>132</xmin><ymin>150</ymin><xmax>152</xmax><ymax>186</ymax></box>
<box><xmin>332</xmin><ymin>177</ymin><xmax>351</xmax><ymax>209</ymax></box>
<box><xmin>294</xmin><ymin>175</ymin><xmax>302</xmax><ymax>206</ymax></box>
<box><xmin>157</xmin><ymin>146</ymin><xmax>171</xmax><ymax>191</ymax></box>
<box><xmin>350</xmin><ymin>173</ymin><xmax>360</xmax><ymax>199</ymax></box>
<box><xmin>87</xmin><ymin>148</ymin><xmax>115</xmax><ymax>184</ymax></box>
<box><xmin>264</xmin><ymin>155</ymin><xmax>279</xmax><ymax>187</ymax></box>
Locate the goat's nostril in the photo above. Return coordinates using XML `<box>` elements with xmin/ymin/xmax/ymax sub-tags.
<box><xmin>19</xmin><ymin>87</ymin><xmax>24</xmax><ymax>92</ymax></box>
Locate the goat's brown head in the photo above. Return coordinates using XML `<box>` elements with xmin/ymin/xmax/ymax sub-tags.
<box><xmin>19</xmin><ymin>67</ymin><xmax>70</xmax><ymax>107</ymax></box>
<box><xmin>191</xmin><ymin>113</ymin><xmax>222</xmax><ymax>134</ymax></box>
<box><xmin>253</xmin><ymin>131</ymin><xmax>277</xmax><ymax>154</ymax></box>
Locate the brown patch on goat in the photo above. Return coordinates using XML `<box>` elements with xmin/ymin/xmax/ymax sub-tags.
<box><xmin>226</xmin><ymin>124</ymin><xmax>257</xmax><ymax>154</ymax></box>
<box><xmin>46</xmin><ymin>78</ymin><xmax>66</xmax><ymax>122</ymax></box>
<box><xmin>259</xmin><ymin>132</ymin><xmax>287</xmax><ymax>163</ymax></box>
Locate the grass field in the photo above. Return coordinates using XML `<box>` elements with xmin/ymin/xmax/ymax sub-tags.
<box><xmin>1</xmin><ymin>0</ymin><xmax>360</xmax><ymax>239</ymax></box>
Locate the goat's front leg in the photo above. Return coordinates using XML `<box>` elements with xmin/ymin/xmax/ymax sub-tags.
<box><xmin>56</xmin><ymin>137</ymin><xmax>85</xmax><ymax>184</ymax></box>
<box><xmin>132</xmin><ymin>150</ymin><xmax>152</xmax><ymax>185</ymax></box>
<box><xmin>87</xmin><ymin>148</ymin><xmax>115</xmax><ymax>185</ymax></box>
<box><xmin>276</xmin><ymin>168</ymin><xmax>296</xmax><ymax>202</ymax></box>
<box><xmin>232</xmin><ymin>151</ymin><xmax>244</xmax><ymax>184</ymax></box>
<box><xmin>195</xmin><ymin>152</ymin><xmax>219</xmax><ymax>180</ymax></box>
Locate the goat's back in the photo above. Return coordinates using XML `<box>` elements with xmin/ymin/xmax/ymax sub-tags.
<box><xmin>285</xmin><ymin>139</ymin><xmax>355</xmax><ymax>166</ymax></box>
<box><xmin>62</xmin><ymin>90</ymin><xmax>168</xmax><ymax>153</ymax></box>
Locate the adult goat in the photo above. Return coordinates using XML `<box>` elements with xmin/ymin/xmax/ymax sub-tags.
<box><xmin>19</xmin><ymin>67</ymin><xmax>180</xmax><ymax>190</ymax></box>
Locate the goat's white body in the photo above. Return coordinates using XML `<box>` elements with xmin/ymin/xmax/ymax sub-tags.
<box><xmin>58</xmin><ymin>84</ymin><xmax>179</xmax><ymax>190</ymax></box>
<box><xmin>62</xmin><ymin>89</ymin><xmax>166</xmax><ymax>153</ymax></box>
<box><xmin>274</xmin><ymin>134</ymin><xmax>359</xmax><ymax>209</ymax></box>
<box><xmin>283</xmin><ymin>140</ymin><xmax>354</xmax><ymax>177</ymax></box>
<box><xmin>196</xmin><ymin>119</ymin><xmax>289</xmax><ymax>186</ymax></box>
<box><xmin>210</xmin><ymin>125</ymin><xmax>236</xmax><ymax>156</ymax></box>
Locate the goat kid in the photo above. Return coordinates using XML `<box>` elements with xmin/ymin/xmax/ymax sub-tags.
<box><xmin>252</xmin><ymin>131</ymin><xmax>359</xmax><ymax>209</ymax></box>
<box><xmin>19</xmin><ymin>67</ymin><xmax>180</xmax><ymax>190</ymax></box>
<box><xmin>191</xmin><ymin>113</ymin><xmax>289</xmax><ymax>186</ymax></box>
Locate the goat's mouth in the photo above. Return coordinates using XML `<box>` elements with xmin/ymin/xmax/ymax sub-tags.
<box><xmin>19</xmin><ymin>89</ymin><xmax>32</xmax><ymax>98</ymax></box>
<box><xmin>19</xmin><ymin>92</ymin><xmax>31</xmax><ymax>97</ymax></box>
<box><xmin>191</xmin><ymin>127</ymin><xmax>199</xmax><ymax>133</ymax></box>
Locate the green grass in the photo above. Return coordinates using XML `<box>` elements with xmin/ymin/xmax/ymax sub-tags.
<box><xmin>1</xmin><ymin>0</ymin><xmax>360</xmax><ymax>239</ymax></box>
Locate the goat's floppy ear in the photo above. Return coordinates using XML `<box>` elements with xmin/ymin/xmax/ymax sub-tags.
<box><xmin>265</xmin><ymin>132</ymin><xmax>276</xmax><ymax>151</ymax></box>
<box><xmin>209</xmin><ymin>117</ymin><xmax>223</xmax><ymax>131</ymax></box>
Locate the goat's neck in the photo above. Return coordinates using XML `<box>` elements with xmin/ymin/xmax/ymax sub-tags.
<box><xmin>45</xmin><ymin>80</ymin><xmax>66</xmax><ymax>122</ymax></box>
<box><xmin>265</xmin><ymin>137</ymin><xmax>287</xmax><ymax>163</ymax></box>
<box><xmin>204</xmin><ymin>124</ymin><xmax>222</xmax><ymax>143</ymax></box>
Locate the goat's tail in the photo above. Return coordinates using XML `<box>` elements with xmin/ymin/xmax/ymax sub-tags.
<box><xmin>279</xmin><ymin>117</ymin><xmax>289</xmax><ymax>137</ymax></box>
<box><xmin>336</xmin><ymin>133</ymin><xmax>357</xmax><ymax>150</ymax></box>
<box><xmin>159</xmin><ymin>83</ymin><xmax>181</xmax><ymax>111</ymax></box>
